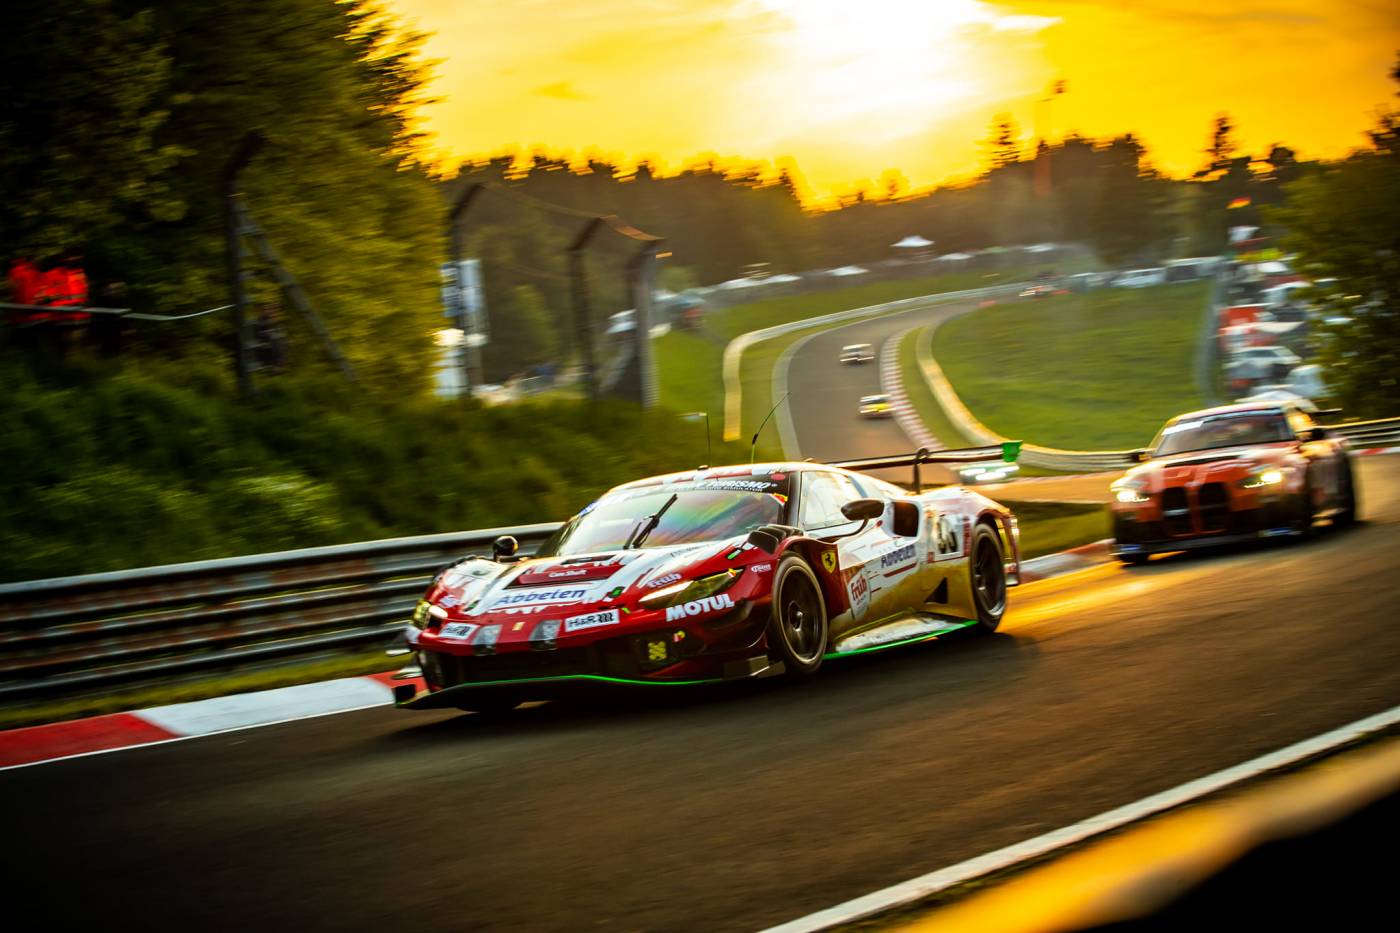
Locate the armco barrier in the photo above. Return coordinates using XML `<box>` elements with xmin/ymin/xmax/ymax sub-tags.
<box><xmin>0</xmin><ymin>523</ymin><xmax>560</xmax><ymax>703</ymax></box>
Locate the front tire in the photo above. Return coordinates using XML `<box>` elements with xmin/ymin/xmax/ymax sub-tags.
<box><xmin>767</xmin><ymin>555</ymin><xmax>828</xmax><ymax>676</ymax></box>
<box><xmin>970</xmin><ymin>523</ymin><xmax>1007</xmax><ymax>631</ymax></box>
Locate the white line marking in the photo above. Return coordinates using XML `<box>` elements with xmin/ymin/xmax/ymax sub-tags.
<box><xmin>759</xmin><ymin>702</ymin><xmax>1400</xmax><ymax>933</ymax></box>
<box><xmin>138</xmin><ymin>677</ymin><xmax>394</xmax><ymax>735</ymax></box>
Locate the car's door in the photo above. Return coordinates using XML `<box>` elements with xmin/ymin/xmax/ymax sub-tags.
<box><xmin>796</xmin><ymin>470</ymin><xmax>889</xmax><ymax>635</ymax></box>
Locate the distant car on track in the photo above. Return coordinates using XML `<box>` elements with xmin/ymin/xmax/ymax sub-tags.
<box><xmin>1110</xmin><ymin>402</ymin><xmax>1355</xmax><ymax>564</ymax></box>
<box><xmin>394</xmin><ymin>455</ymin><xmax>1022</xmax><ymax>713</ymax></box>
<box><xmin>858</xmin><ymin>394</ymin><xmax>894</xmax><ymax>418</ymax></box>
<box><xmin>839</xmin><ymin>343</ymin><xmax>875</xmax><ymax>364</ymax></box>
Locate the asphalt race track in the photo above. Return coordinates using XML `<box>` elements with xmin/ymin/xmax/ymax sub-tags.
<box><xmin>776</xmin><ymin>294</ymin><xmax>1124</xmax><ymax>498</ymax></box>
<box><xmin>6</xmin><ymin>458</ymin><xmax>1400</xmax><ymax>931</ymax></box>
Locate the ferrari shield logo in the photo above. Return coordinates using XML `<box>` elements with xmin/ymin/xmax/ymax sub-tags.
<box><xmin>821</xmin><ymin>551</ymin><xmax>837</xmax><ymax>573</ymax></box>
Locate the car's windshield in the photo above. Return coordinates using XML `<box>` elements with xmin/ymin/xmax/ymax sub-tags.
<box><xmin>1153</xmin><ymin>411</ymin><xmax>1291</xmax><ymax>456</ymax></box>
<box><xmin>539</xmin><ymin>474</ymin><xmax>792</xmax><ymax>556</ymax></box>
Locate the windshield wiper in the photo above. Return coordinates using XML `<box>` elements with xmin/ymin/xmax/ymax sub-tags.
<box><xmin>625</xmin><ymin>493</ymin><xmax>679</xmax><ymax>550</ymax></box>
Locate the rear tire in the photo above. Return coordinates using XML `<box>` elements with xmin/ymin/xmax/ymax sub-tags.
<box><xmin>969</xmin><ymin>523</ymin><xmax>1007</xmax><ymax>632</ymax></box>
<box><xmin>767</xmin><ymin>555</ymin><xmax>828</xmax><ymax>676</ymax></box>
<box><xmin>1336</xmin><ymin>460</ymin><xmax>1357</xmax><ymax>527</ymax></box>
<box><xmin>1296</xmin><ymin>473</ymin><xmax>1317</xmax><ymax>540</ymax></box>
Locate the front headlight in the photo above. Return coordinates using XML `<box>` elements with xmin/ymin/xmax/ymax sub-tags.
<box><xmin>410</xmin><ymin>599</ymin><xmax>448</xmax><ymax>629</ymax></box>
<box><xmin>1111</xmin><ymin>479</ymin><xmax>1150</xmax><ymax>503</ymax></box>
<box><xmin>639</xmin><ymin>569</ymin><xmax>743</xmax><ymax>609</ymax></box>
<box><xmin>1239</xmin><ymin>468</ymin><xmax>1286</xmax><ymax>489</ymax></box>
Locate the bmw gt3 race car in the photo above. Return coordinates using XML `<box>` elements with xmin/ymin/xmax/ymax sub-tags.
<box><xmin>394</xmin><ymin>447</ymin><xmax>1023</xmax><ymax>713</ymax></box>
<box><xmin>1110</xmin><ymin>402</ymin><xmax>1356</xmax><ymax>564</ymax></box>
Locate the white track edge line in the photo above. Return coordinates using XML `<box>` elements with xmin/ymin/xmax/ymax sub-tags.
<box><xmin>760</xmin><ymin>701</ymin><xmax>1400</xmax><ymax>933</ymax></box>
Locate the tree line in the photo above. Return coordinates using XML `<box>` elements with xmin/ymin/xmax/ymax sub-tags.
<box><xmin>2</xmin><ymin>3</ymin><xmax>1392</xmax><ymax>409</ymax></box>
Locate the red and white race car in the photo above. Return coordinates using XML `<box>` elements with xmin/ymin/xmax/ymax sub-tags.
<box><xmin>1111</xmin><ymin>402</ymin><xmax>1356</xmax><ymax>563</ymax></box>
<box><xmin>394</xmin><ymin>450</ymin><xmax>1022</xmax><ymax>713</ymax></box>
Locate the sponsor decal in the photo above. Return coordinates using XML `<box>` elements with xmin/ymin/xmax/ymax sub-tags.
<box><xmin>664</xmin><ymin>593</ymin><xmax>735</xmax><ymax>622</ymax></box>
<box><xmin>511</xmin><ymin>621</ymin><xmax>527</xmax><ymax>632</ymax></box>
<box><xmin>821</xmin><ymin>551</ymin><xmax>838</xmax><ymax>573</ymax></box>
<box><xmin>647</xmin><ymin>640</ymin><xmax>668</xmax><ymax>661</ymax></box>
<box><xmin>498</xmin><ymin>605</ymin><xmax>550</xmax><ymax>616</ymax></box>
<box><xmin>440</xmin><ymin>622</ymin><xmax>478</xmax><ymax>641</ymax></box>
<box><xmin>847</xmin><ymin>569</ymin><xmax>870</xmax><ymax>619</ymax></box>
<box><xmin>751</xmin><ymin>563</ymin><xmax>772</xmax><ymax>573</ymax></box>
<box><xmin>545</xmin><ymin>568</ymin><xmax>591</xmax><ymax>579</ymax></box>
<box><xmin>485</xmin><ymin>587</ymin><xmax>590</xmax><ymax>610</ymax></box>
<box><xmin>438</xmin><ymin>594</ymin><xmax>461</xmax><ymax>609</ymax></box>
<box><xmin>880</xmin><ymin>543</ymin><xmax>917</xmax><ymax>570</ymax></box>
<box><xmin>563</xmin><ymin>608</ymin><xmax>621</xmax><ymax>632</ymax></box>
<box><xmin>644</xmin><ymin>572</ymin><xmax>683</xmax><ymax>589</ymax></box>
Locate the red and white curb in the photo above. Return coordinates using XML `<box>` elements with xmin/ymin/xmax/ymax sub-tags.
<box><xmin>2</xmin><ymin>541</ymin><xmax>1119</xmax><ymax>770</ymax></box>
<box><xmin>1356</xmin><ymin>445</ymin><xmax>1400</xmax><ymax>456</ymax></box>
<box><xmin>879</xmin><ymin>330</ymin><xmax>940</xmax><ymax>452</ymax></box>
<box><xmin>0</xmin><ymin>672</ymin><xmax>420</xmax><ymax>771</ymax></box>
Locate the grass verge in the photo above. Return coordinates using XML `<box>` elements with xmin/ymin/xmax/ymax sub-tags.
<box><xmin>934</xmin><ymin>282</ymin><xmax>1210</xmax><ymax>450</ymax></box>
<box><xmin>1007</xmin><ymin>500</ymin><xmax>1109</xmax><ymax>559</ymax></box>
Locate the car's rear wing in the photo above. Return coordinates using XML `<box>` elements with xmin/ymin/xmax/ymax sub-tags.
<box><xmin>829</xmin><ymin>442</ymin><xmax>1022</xmax><ymax>492</ymax></box>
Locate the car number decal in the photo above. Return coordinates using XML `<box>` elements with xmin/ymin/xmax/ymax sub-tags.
<box><xmin>563</xmin><ymin>608</ymin><xmax>621</xmax><ymax>633</ymax></box>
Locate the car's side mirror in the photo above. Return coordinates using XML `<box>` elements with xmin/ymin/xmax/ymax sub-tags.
<box><xmin>1132</xmin><ymin>449</ymin><xmax>1151</xmax><ymax>463</ymax></box>
<box><xmin>840</xmin><ymin>498</ymin><xmax>884</xmax><ymax>522</ymax></box>
<box><xmin>492</xmin><ymin>535</ymin><xmax>519</xmax><ymax>562</ymax></box>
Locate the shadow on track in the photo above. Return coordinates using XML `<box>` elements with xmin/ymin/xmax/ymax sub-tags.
<box><xmin>377</xmin><ymin>627</ymin><xmax>1040</xmax><ymax>748</ymax></box>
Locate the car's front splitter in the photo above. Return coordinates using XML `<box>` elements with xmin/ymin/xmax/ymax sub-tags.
<box><xmin>1113</xmin><ymin>527</ymin><xmax>1302</xmax><ymax>557</ymax></box>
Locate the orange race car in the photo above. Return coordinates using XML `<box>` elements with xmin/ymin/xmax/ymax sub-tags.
<box><xmin>1110</xmin><ymin>402</ymin><xmax>1356</xmax><ymax>564</ymax></box>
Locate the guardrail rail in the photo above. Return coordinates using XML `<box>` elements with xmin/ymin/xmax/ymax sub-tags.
<box><xmin>0</xmin><ymin>523</ymin><xmax>561</xmax><ymax>703</ymax></box>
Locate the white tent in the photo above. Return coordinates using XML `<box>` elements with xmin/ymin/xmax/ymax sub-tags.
<box><xmin>936</xmin><ymin>252</ymin><xmax>973</xmax><ymax>261</ymax></box>
<box><xmin>892</xmin><ymin>235</ymin><xmax>935</xmax><ymax>249</ymax></box>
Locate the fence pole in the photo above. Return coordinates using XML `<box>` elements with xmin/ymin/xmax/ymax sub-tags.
<box><xmin>569</xmin><ymin>218</ymin><xmax>604</xmax><ymax>400</ymax></box>
<box><xmin>224</xmin><ymin>132</ymin><xmax>265</xmax><ymax>397</ymax></box>
<box><xmin>628</xmin><ymin>240</ymin><xmax>664</xmax><ymax>408</ymax></box>
<box><xmin>448</xmin><ymin>183</ymin><xmax>486</xmax><ymax>393</ymax></box>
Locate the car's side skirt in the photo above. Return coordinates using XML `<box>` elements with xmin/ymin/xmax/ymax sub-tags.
<box><xmin>827</xmin><ymin>613</ymin><xmax>977</xmax><ymax>657</ymax></box>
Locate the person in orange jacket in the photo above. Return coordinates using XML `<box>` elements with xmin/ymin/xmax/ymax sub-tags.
<box><xmin>6</xmin><ymin>257</ymin><xmax>48</xmax><ymax>324</ymax></box>
<box><xmin>47</xmin><ymin>251</ymin><xmax>91</xmax><ymax>324</ymax></box>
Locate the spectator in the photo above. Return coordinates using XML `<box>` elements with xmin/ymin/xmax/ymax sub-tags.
<box><xmin>6</xmin><ymin>257</ymin><xmax>47</xmax><ymax>325</ymax></box>
<box><xmin>46</xmin><ymin>250</ymin><xmax>91</xmax><ymax>326</ymax></box>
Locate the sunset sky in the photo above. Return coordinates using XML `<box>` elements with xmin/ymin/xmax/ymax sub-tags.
<box><xmin>388</xmin><ymin>0</ymin><xmax>1399</xmax><ymax>203</ymax></box>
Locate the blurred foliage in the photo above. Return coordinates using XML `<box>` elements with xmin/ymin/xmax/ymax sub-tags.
<box><xmin>0</xmin><ymin>354</ymin><xmax>735</xmax><ymax>582</ymax></box>
<box><xmin>0</xmin><ymin>0</ymin><xmax>443</xmax><ymax>394</ymax></box>
<box><xmin>1272</xmin><ymin>55</ymin><xmax>1400</xmax><ymax>417</ymax></box>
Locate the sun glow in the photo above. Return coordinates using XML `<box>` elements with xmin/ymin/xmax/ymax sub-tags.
<box><xmin>752</xmin><ymin>0</ymin><xmax>1055</xmax><ymax>137</ymax></box>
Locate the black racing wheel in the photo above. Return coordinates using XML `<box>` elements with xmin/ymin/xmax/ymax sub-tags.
<box><xmin>1336</xmin><ymin>459</ymin><xmax>1357</xmax><ymax>527</ymax></box>
<box><xmin>970</xmin><ymin>523</ymin><xmax>1007</xmax><ymax>631</ymax></box>
<box><xmin>767</xmin><ymin>554</ymin><xmax>828</xmax><ymax>676</ymax></box>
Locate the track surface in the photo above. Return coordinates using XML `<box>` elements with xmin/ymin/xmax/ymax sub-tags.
<box><xmin>6</xmin><ymin>458</ymin><xmax>1400</xmax><ymax>931</ymax></box>
<box><xmin>779</xmin><ymin>295</ymin><xmax>1124</xmax><ymax>498</ymax></box>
